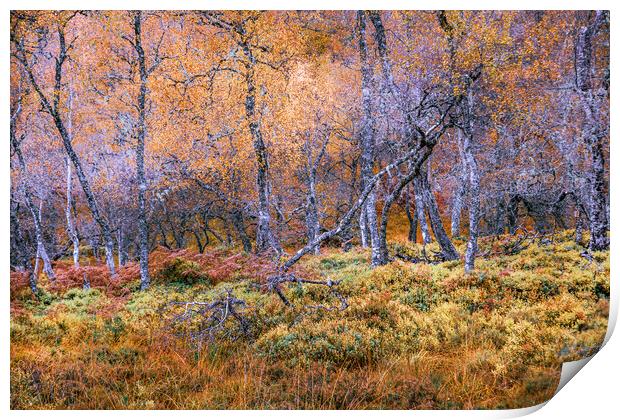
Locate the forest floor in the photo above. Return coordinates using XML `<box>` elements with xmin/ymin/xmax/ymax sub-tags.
<box><xmin>10</xmin><ymin>230</ymin><xmax>609</xmax><ymax>409</ymax></box>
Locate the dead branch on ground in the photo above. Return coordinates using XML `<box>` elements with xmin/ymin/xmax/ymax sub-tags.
<box><xmin>267</xmin><ymin>273</ymin><xmax>348</xmax><ymax>311</ymax></box>
<box><xmin>162</xmin><ymin>289</ymin><xmax>251</xmax><ymax>348</ymax></box>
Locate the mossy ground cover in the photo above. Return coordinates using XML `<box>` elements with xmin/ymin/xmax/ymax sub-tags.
<box><xmin>10</xmin><ymin>231</ymin><xmax>609</xmax><ymax>409</ymax></box>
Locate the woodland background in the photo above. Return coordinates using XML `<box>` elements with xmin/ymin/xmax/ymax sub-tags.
<box><xmin>9</xmin><ymin>10</ymin><xmax>610</xmax><ymax>409</ymax></box>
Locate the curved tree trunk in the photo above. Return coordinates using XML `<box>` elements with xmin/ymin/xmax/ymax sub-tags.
<box><xmin>378</xmin><ymin>145</ymin><xmax>441</xmax><ymax>261</ymax></box>
<box><xmin>378</xmin><ymin>167</ymin><xmax>417</xmax><ymax>259</ymax></box>
<box><xmin>419</xmin><ymin>164</ymin><xmax>460</xmax><ymax>260</ymax></box>
<box><xmin>193</xmin><ymin>229</ymin><xmax>206</xmax><ymax>253</ymax></box>
<box><xmin>282</xmin><ymin>135</ymin><xmax>433</xmax><ymax>271</ymax></box>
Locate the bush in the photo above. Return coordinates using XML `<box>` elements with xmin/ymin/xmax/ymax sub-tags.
<box><xmin>401</xmin><ymin>288</ymin><xmax>434</xmax><ymax>312</ymax></box>
<box><xmin>255</xmin><ymin>319</ymin><xmax>388</xmax><ymax>367</ymax></box>
<box><xmin>153</xmin><ymin>257</ymin><xmax>210</xmax><ymax>286</ymax></box>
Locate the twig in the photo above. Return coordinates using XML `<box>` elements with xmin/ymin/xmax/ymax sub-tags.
<box><xmin>162</xmin><ymin>289</ymin><xmax>250</xmax><ymax>348</ymax></box>
<box><xmin>267</xmin><ymin>273</ymin><xmax>348</xmax><ymax>311</ymax></box>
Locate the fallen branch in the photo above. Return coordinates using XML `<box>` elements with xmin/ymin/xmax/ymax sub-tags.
<box><xmin>477</xmin><ymin>226</ymin><xmax>554</xmax><ymax>259</ymax></box>
<box><xmin>267</xmin><ymin>273</ymin><xmax>348</xmax><ymax>311</ymax></box>
<box><xmin>394</xmin><ymin>246</ymin><xmax>446</xmax><ymax>265</ymax></box>
<box><xmin>162</xmin><ymin>289</ymin><xmax>251</xmax><ymax>348</ymax></box>
<box><xmin>279</xmin><ymin>135</ymin><xmax>437</xmax><ymax>273</ymax></box>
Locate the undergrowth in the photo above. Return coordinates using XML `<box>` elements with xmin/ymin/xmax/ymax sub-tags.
<box><xmin>10</xmin><ymin>230</ymin><xmax>609</xmax><ymax>409</ymax></box>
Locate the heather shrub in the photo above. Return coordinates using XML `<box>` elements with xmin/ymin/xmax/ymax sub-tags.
<box><xmin>153</xmin><ymin>257</ymin><xmax>210</xmax><ymax>286</ymax></box>
<box><xmin>10</xmin><ymin>232</ymin><xmax>610</xmax><ymax>409</ymax></box>
<box><xmin>56</xmin><ymin>288</ymin><xmax>106</xmax><ymax>314</ymax></box>
<box><xmin>255</xmin><ymin>319</ymin><xmax>389</xmax><ymax>366</ymax></box>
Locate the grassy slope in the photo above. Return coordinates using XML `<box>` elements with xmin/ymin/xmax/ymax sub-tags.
<box><xmin>10</xmin><ymin>231</ymin><xmax>609</xmax><ymax>409</ymax></box>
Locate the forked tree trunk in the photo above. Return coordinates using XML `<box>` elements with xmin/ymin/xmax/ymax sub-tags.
<box><xmin>281</xmin><ymin>135</ymin><xmax>433</xmax><ymax>271</ymax></box>
<box><xmin>193</xmin><ymin>229</ymin><xmax>206</xmax><ymax>253</ymax></box>
<box><xmin>419</xmin><ymin>164</ymin><xmax>460</xmax><ymax>260</ymax></box>
<box><xmin>357</xmin><ymin>11</ymin><xmax>385</xmax><ymax>266</ymax></box>
<box><xmin>378</xmin><ymin>145</ymin><xmax>439</xmax><ymax>261</ymax></box>
<box><xmin>378</xmin><ymin>168</ymin><xmax>416</xmax><ymax>258</ymax></box>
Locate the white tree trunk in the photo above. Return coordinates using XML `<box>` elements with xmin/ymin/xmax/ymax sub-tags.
<box><xmin>65</xmin><ymin>158</ymin><xmax>80</xmax><ymax>268</ymax></box>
